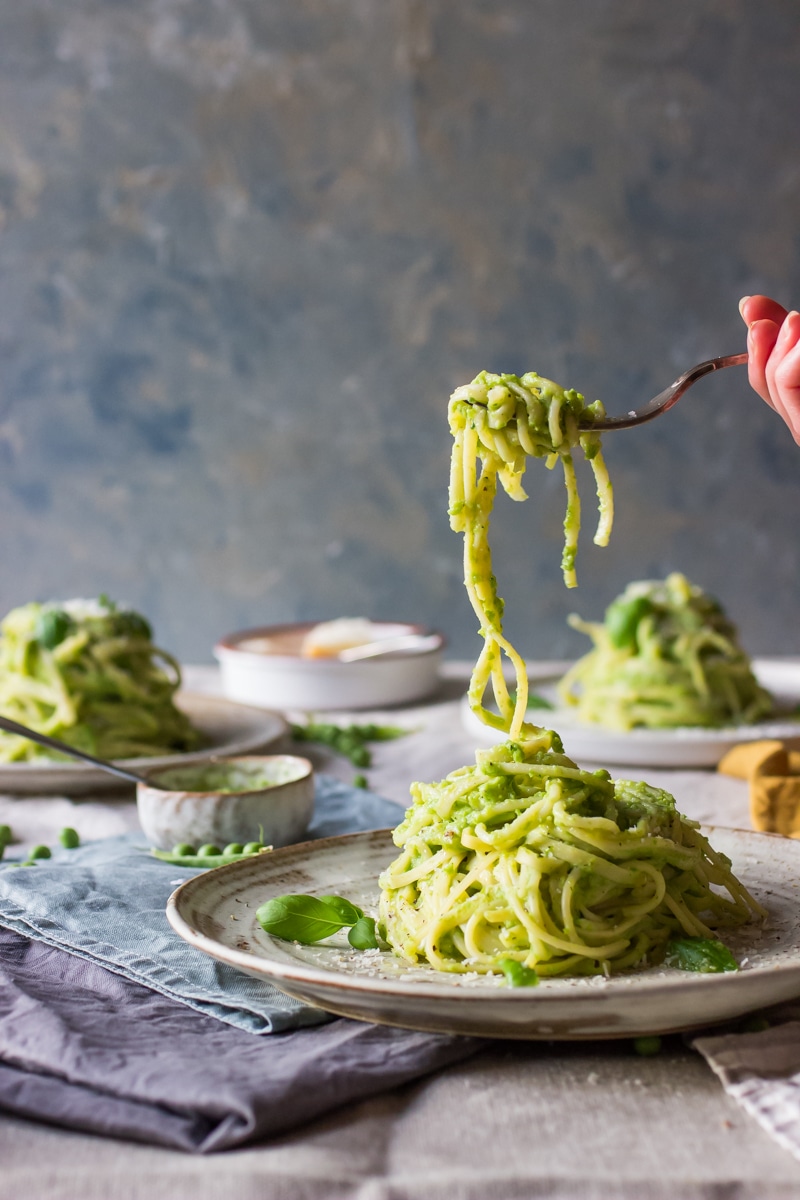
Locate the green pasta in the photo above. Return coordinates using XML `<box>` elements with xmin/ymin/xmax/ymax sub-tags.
<box><xmin>376</xmin><ymin>377</ymin><xmax>767</xmax><ymax>983</ymax></box>
<box><xmin>558</xmin><ymin>573</ymin><xmax>773</xmax><ymax>730</ymax></box>
<box><xmin>378</xmin><ymin>734</ymin><xmax>765</xmax><ymax>978</ymax></box>
<box><xmin>0</xmin><ymin>598</ymin><xmax>201</xmax><ymax>762</ymax></box>
<box><xmin>448</xmin><ymin>370</ymin><xmax>613</xmax><ymax>739</ymax></box>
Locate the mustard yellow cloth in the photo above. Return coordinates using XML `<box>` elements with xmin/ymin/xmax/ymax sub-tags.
<box><xmin>718</xmin><ymin>740</ymin><xmax>800</xmax><ymax>838</ymax></box>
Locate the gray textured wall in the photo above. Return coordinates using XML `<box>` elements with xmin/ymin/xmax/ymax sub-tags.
<box><xmin>1</xmin><ymin>0</ymin><xmax>798</xmax><ymax>665</ymax></box>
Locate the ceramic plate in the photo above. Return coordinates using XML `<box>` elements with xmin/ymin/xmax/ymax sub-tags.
<box><xmin>0</xmin><ymin>693</ymin><xmax>287</xmax><ymax>795</ymax></box>
<box><xmin>461</xmin><ymin>657</ymin><xmax>800</xmax><ymax>768</ymax></box>
<box><xmin>167</xmin><ymin>826</ymin><xmax>800</xmax><ymax>1040</ymax></box>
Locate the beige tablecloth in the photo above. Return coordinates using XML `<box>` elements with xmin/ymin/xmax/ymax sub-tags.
<box><xmin>1</xmin><ymin>664</ymin><xmax>799</xmax><ymax>1200</ymax></box>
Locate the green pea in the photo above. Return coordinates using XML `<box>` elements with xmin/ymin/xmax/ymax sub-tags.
<box><xmin>243</xmin><ymin>841</ymin><xmax>264</xmax><ymax>855</ymax></box>
<box><xmin>353</xmin><ymin>774</ymin><xmax>368</xmax><ymax>789</ymax></box>
<box><xmin>172</xmin><ymin>842</ymin><xmax>196</xmax><ymax>856</ymax></box>
<box><xmin>633</xmin><ymin>1035</ymin><xmax>662</xmax><ymax>1057</ymax></box>
<box><xmin>197</xmin><ymin>844</ymin><xmax>222</xmax><ymax>857</ymax></box>
<box><xmin>29</xmin><ymin>845</ymin><xmax>52</xmax><ymax>860</ymax></box>
<box><xmin>0</xmin><ymin>824</ymin><xmax>12</xmax><ymax>845</ymax></box>
<box><xmin>606</xmin><ymin>596</ymin><xmax>653</xmax><ymax>649</ymax></box>
<box><xmin>223</xmin><ymin>842</ymin><xmax>244</xmax><ymax>856</ymax></box>
<box><xmin>739</xmin><ymin>1015</ymin><xmax>770</xmax><ymax>1034</ymax></box>
<box><xmin>349</xmin><ymin>745</ymin><xmax>371</xmax><ymax>768</ymax></box>
<box><xmin>35</xmin><ymin>609</ymin><xmax>73</xmax><ymax>650</ymax></box>
<box><xmin>59</xmin><ymin>827</ymin><xmax>80</xmax><ymax>849</ymax></box>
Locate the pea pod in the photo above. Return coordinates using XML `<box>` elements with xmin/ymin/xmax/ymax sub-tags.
<box><xmin>152</xmin><ymin>843</ymin><xmax>272</xmax><ymax>868</ymax></box>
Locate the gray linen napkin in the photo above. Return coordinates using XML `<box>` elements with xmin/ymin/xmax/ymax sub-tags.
<box><xmin>0</xmin><ymin>774</ymin><xmax>402</xmax><ymax>1033</ymax></box>
<box><xmin>0</xmin><ymin>925</ymin><xmax>480</xmax><ymax>1152</ymax></box>
<box><xmin>694</xmin><ymin>1018</ymin><xmax>800</xmax><ymax>1164</ymax></box>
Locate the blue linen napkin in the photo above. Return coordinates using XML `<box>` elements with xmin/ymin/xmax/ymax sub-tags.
<box><xmin>0</xmin><ymin>775</ymin><xmax>404</xmax><ymax>1034</ymax></box>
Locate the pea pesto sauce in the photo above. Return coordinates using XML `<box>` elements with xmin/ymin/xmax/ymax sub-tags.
<box><xmin>151</xmin><ymin>761</ymin><xmax>305</xmax><ymax>794</ymax></box>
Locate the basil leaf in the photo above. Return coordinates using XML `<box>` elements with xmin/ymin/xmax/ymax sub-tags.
<box><xmin>256</xmin><ymin>895</ymin><xmax>348</xmax><ymax>943</ymax></box>
<box><xmin>319</xmin><ymin>895</ymin><xmax>363</xmax><ymax>924</ymax></box>
<box><xmin>497</xmin><ymin>958</ymin><xmax>539</xmax><ymax>987</ymax></box>
<box><xmin>526</xmin><ymin>693</ymin><xmax>554</xmax><ymax>711</ymax></box>
<box><xmin>664</xmin><ymin>937</ymin><xmax>738</xmax><ymax>973</ymax></box>
<box><xmin>348</xmin><ymin>916</ymin><xmax>379</xmax><ymax>950</ymax></box>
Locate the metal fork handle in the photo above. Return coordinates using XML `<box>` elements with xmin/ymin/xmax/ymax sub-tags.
<box><xmin>580</xmin><ymin>352</ymin><xmax>748</xmax><ymax>431</ymax></box>
<box><xmin>0</xmin><ymin>714</ymin><xmax>148</xmax><ymax>785</ymax></box>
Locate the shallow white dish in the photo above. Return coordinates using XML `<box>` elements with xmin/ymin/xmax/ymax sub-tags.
<box><xmin>460</xmin><ymin>657</ymin><xmax>800</xmax><ymax>769</ymax></box>
<box><xmin>215</xmin><ymin>621</ymin><xmax>445</xmax><ymax>711</ymax></box>
<box><xmin>0</xmin><ymin>693</ymin><xmax>287</xmax><ymax>796</ymax></box>
<box><xmin>167</xmin><ymin>826</ymin><xmax>800</xmax><ymax>1040</ymax></box>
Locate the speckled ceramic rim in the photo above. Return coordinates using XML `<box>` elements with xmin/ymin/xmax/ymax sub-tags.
<box><xmin>141</xmin><ymin>754</ymin><xmax>313</xmax><ymax>797</ymax></box>
<box><xmin>214</xmin><ymin>620</ymin><xmax>445</xmax><ymax>664</ymax></box>
<box><xmin>166</xmin><ymin>825</ymin><xmax>800</xmax><ymax>1038</ymax></box>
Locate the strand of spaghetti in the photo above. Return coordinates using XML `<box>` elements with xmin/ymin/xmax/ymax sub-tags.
<box><xmin>560</xmin><ymin>454</ymin><xmax>581</xmax><ymax>589</ymax></box>
<box><xmin>586</xmin><ymin>448</ymin><xmax>614</xmax><ymax>545</ymax></box>
<box><xmin>447</xmin><ymin>372</ymin><xmax>614</xmax><ymax>735</ymax></box>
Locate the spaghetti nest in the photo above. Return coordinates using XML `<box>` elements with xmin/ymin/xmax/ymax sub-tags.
<box><xmin>378</xmin><ymin>734</ymin><xmax>765</xmax><ymax>978</ymax></box>
<box><xmin>559</xmin><ymin>573</ymin><xmax>773</xmax><ymax>730</ymax></box>
<box><xmin>0</xmin><ymin>599</ymin><xmax>202</xmax><ymax>762</ymax></box>
<box><xmin>448</xmin><ymin>370</ymin><xmax>613</xmax><ymax>739</ymax></box>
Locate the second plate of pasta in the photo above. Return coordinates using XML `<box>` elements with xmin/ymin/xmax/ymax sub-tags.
<box><xmin>460</xmin><ymin>658</ymin><xmax>800</xmax><ymax>768</ymax></box>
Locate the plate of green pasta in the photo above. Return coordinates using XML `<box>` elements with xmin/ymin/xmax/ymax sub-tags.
<box><xmin>0</xmin><ymin>598</ymin><xmax>287</xmax><ymax>794</ymax></box>
<box><xmin>461</xmin><ymin>674</ymin><xmax>800</xmax><ymax>770</ymax></box>
<box><xmin>167</xmin><ymin>792</ymin><xmax>800</xmax><ymax>1039</ymax></box>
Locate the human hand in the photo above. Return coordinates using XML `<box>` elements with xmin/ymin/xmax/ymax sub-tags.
<box><xmin>739</xmin><ymin>294</ymin><xmax>800</xmax><ymax>444</ymax></box>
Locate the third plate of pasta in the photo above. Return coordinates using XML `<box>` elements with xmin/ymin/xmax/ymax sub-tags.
<box><xmin>460</xmin><ymin>658</ymin><xmax>800</xmax><ymax>769</ymax></box>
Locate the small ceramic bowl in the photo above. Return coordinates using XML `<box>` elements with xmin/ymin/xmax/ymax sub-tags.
<box><xmin>214</xmin><ymin>620</ymin><xmax>445</xmax><ymax>710</ymax></box>
<box><xmin>136</xmin><ymin>754</ymin><xmax>314</xmax><ymax>852</ymax></box>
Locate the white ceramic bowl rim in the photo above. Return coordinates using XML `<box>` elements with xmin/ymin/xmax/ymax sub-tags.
<box><xmin>141</xmin><ymin>754</ymin><xmax>313</xmax><ymax>797</ymax></box>
<box><xmin>214</xmin><ymin>620</ymin><xmax>446</xmax><ymax>665</ymax></box>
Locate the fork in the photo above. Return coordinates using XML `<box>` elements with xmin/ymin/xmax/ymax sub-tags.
<box><xmin>578</xmin><ymin>353</ymin><xmax>748</xmax><ymax>431</ymax></box>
